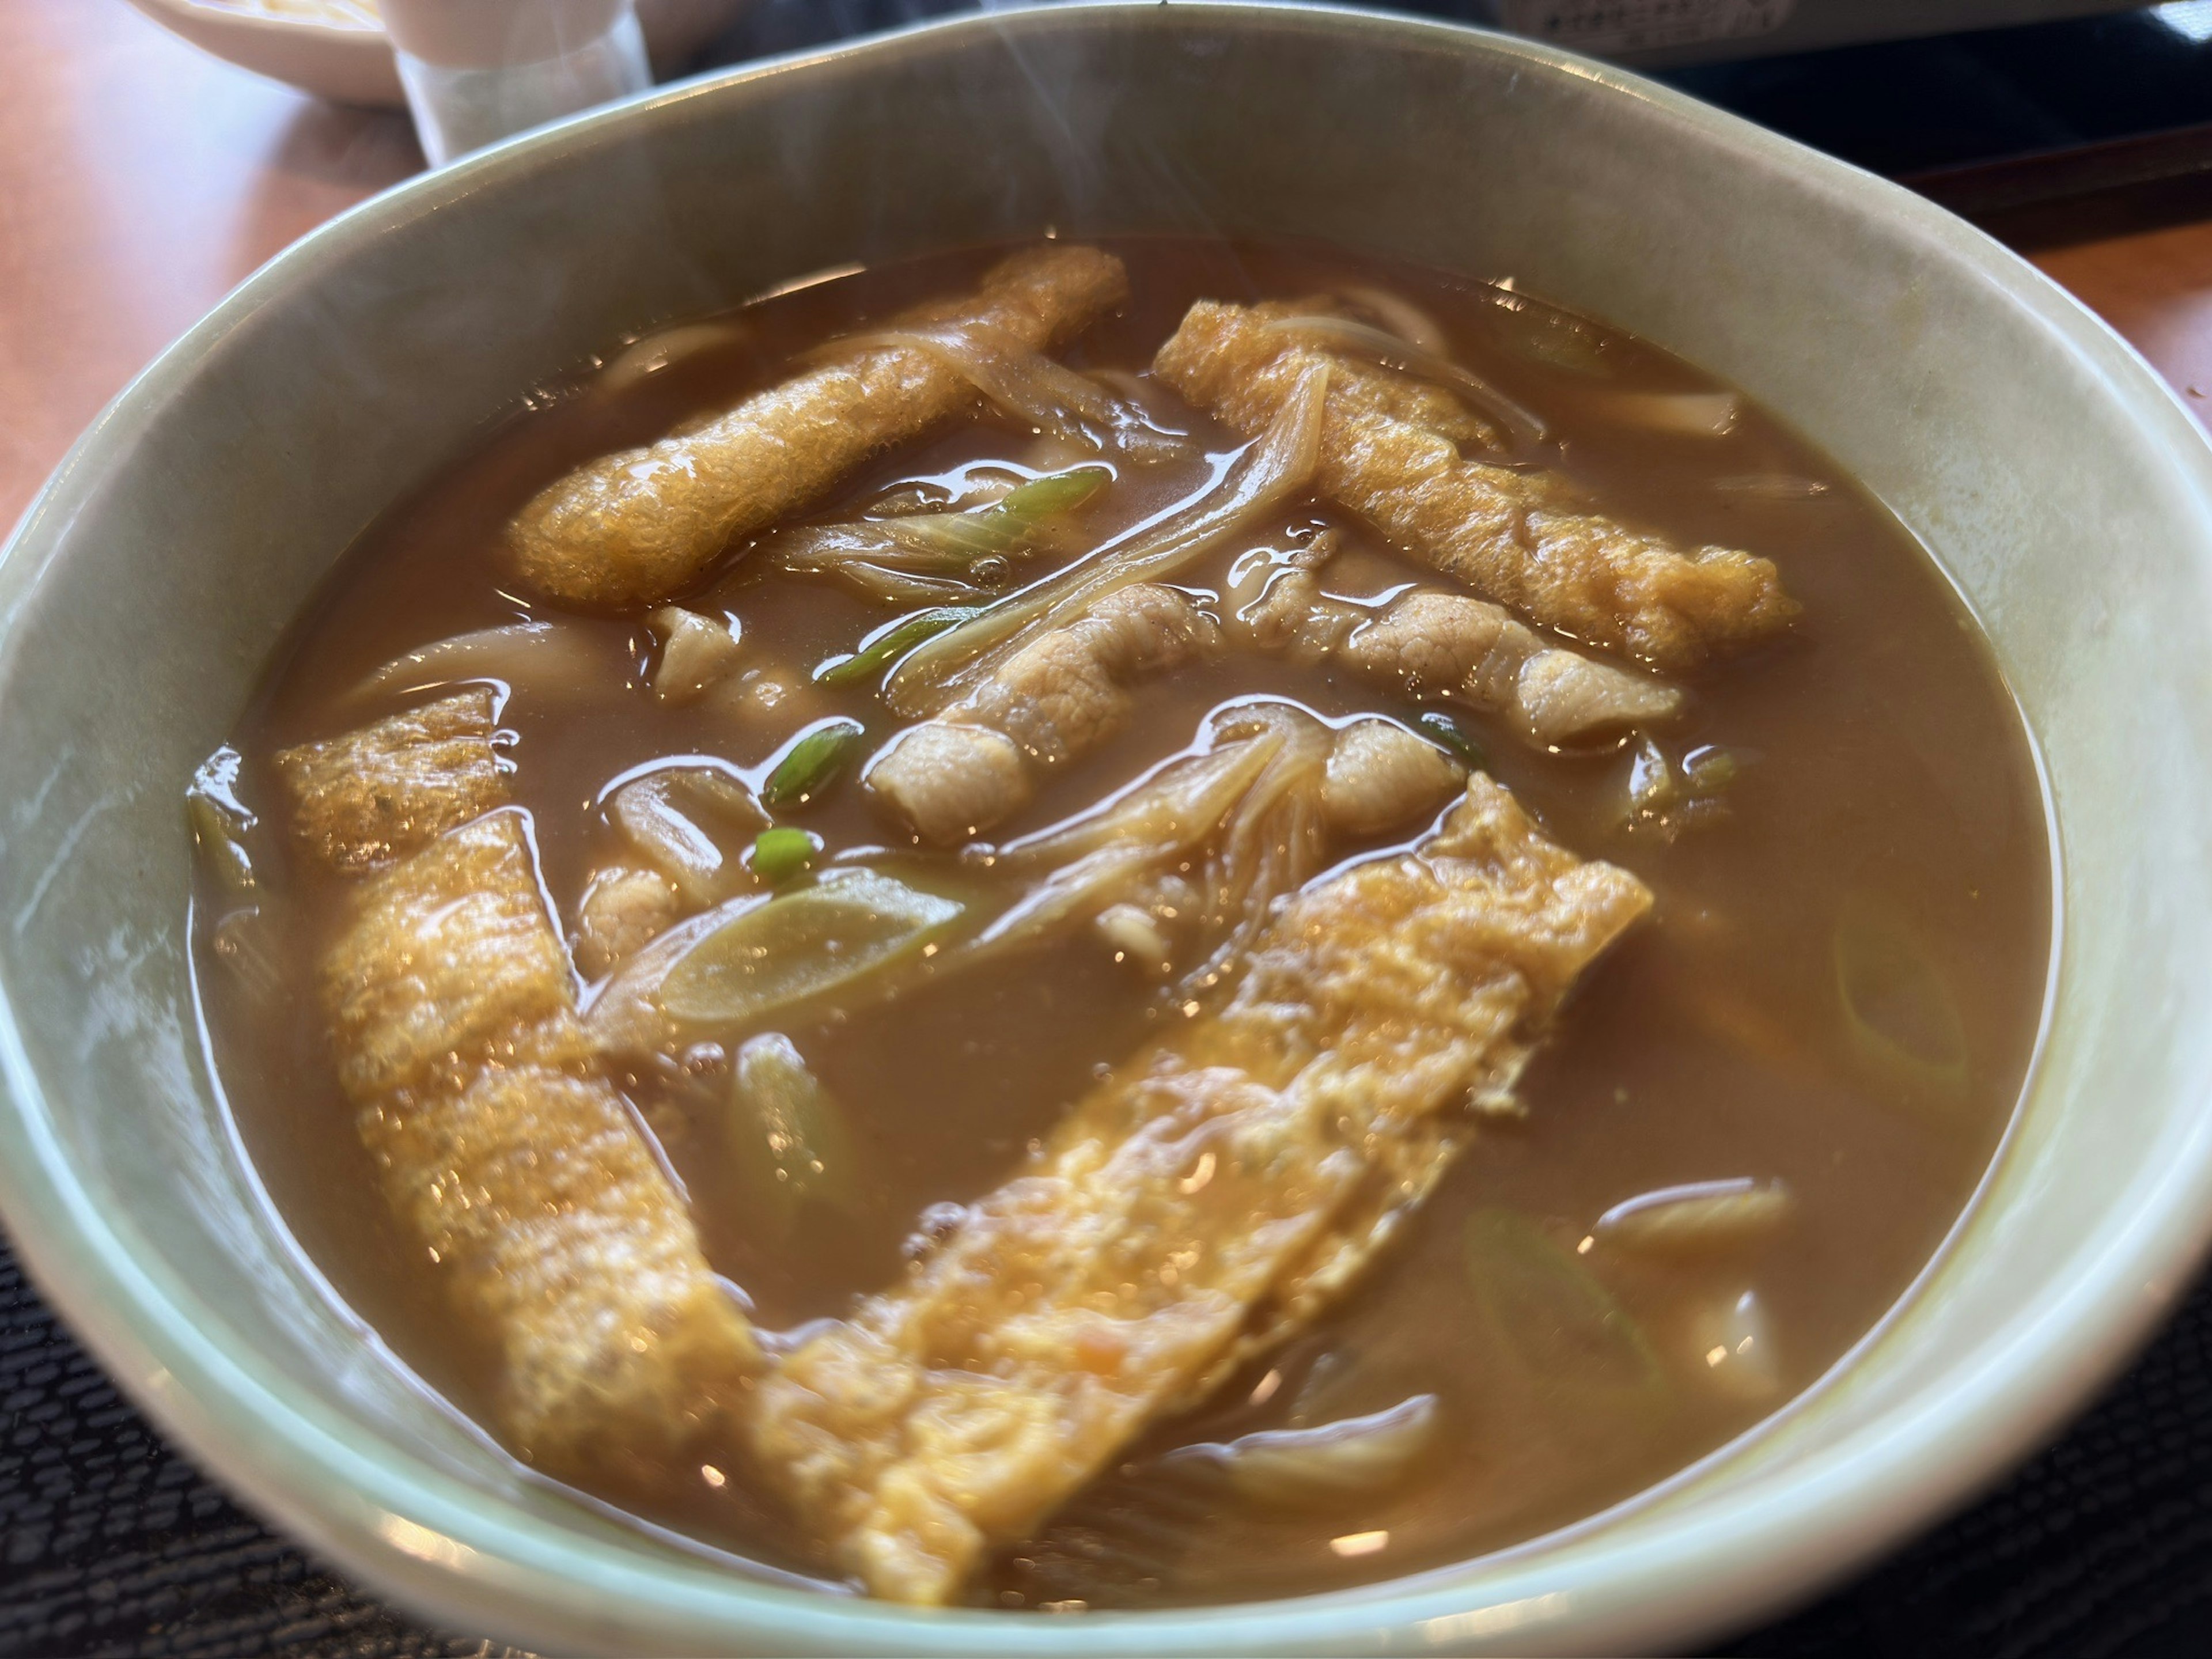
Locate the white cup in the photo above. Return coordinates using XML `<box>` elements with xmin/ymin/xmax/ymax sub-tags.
<box><xmin>381</xmin><ymin>0</ymin><xmax>652</xmax><ymax>166</ymax></box>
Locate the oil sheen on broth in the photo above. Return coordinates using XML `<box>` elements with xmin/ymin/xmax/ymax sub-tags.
<box><xmin>189</xmin><ymin>238</ymin><xmax>2050</xmax><ymax>1610</ymax></box>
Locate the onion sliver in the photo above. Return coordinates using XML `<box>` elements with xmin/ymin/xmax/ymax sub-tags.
<box><xmin>597</xmin><ymin>319</ymin><xmax>749</xmax><ymax>393</ymax></box>
<box><xmin>1594</xmin><ymin>1177</ymin><xmax>1793</xmax><ymax>1257</ymax></box>
<box><xmin>1190</xmin><ymin>1395</ymin><xmax>1442</xmax><ymax>1509</ymax></box>
<box><xmin>972</xmin><ymin>735</ymin><xmax>1281</xmax><ymax>957</ymax></box>
<box><xmin>1335</xmin><ymin>282</ymin><xmax>1452</xmax><ymax>355</ymax></box>
<box><xmin>815</xmin><ymin>321</ymin><xmax>1186</xmax><ymax>462</ymax></box>
<box><xmin>1593</xmin><ymin>388</ymin><xmax>1740</xmax><ymax>438</ymax></box>
<box><xmin>661</xmin><ymin>870</ymin><xmax>962</xmax><ymax>1026</ymax></box>
<box><xmin>1264</xmin><ymin>312</ymin><xmax>1548</xmax><ymax>452</ymax></box>
<box><xmin>728</xmin><ymin>1032</ymin><xmax>861</xmax><ymax>1237</ymax></box>
<box><xmin>1466</xmin><ymin>1209</ymin><xmax>1665</xmax><ymax>1409</ymax></box>
<box><xmin>353</xmin><ymin>620</ymin><xmax>628</xmax><ymax>707</ymax></box>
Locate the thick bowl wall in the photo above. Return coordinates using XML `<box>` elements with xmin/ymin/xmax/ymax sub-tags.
<box><xmin>3</xmin><ymin>5</ymin><xmax>2210</xmax><ymax>1653</ymax></box>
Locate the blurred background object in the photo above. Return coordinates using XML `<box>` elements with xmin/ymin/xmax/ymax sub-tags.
<box><xmin>379</xmin><ymin>0</ymin><xmax>650</xmax><ymax>164</ymax></box>
<box><xmin>120</xmin><ymin>0</ymin><xmax>751</xmax><ymax>109</ymax></box>
<box><xmin>118</xmin><ymin>0</ymin><xmax>2212</xmax><ymax>208</ymax></box>
<box><xmin>1468</xmin><ymin>0</ymin><xmax>2142</xmax><ymax>66</ymax></box>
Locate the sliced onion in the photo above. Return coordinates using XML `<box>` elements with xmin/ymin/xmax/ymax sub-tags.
<box><xmin>728</xmin><ymin>1032</ymin><xmax>861</xmax><ymax>1238</ymax></box>
<box><xmin>1176</xmin><ymin>703</ymin><xmax>1334</xmax><ymax>994</ymax></box>
<box><xmin>186</xmin><ymin>779</ymin><xmax>256</xmax><ymax>904</ymax></box>
<box><xmin>1467</xmin><ymin>1209</ymin><xmax>1665</xmax><ymax>1408</ymax></box>
<box><xmin>1834</xmin><ymin>896</ymin><xmax>1970</xmax><ymax>1098</ymax></box>
<box><xmin>597</xmin><ymin>319</ymin><xmax>749</xmax><ymax>393</ymax></box>
<box><xmin>608</xmin><ymin>768</ymin><xmax>768</xmax><ymax>904</ymax></box>
<box><xmin>1186</xmin><ymin>1394</ymin><xmax>1441</xmax><ymax>1509</ymax></box>
<box><xmin>812</xmin><ymin>321</ymin><xmax>1188</xmax><ymax>463</ymax></box>
<box><xmin>763</xmin><ymin>468</ymin><xmax>1107</xmax><ymax>606</ymax></box>
<box><xmin>1264</xmin><ymin>312</ymin><xmax>1547</xmax><ymax>452</ymax></box>
<box><xmin>650</xmin><ymin>606</ymin><xmax>742</xmax><ymax>703</ymax></box>
<box><xmin>884</xmin><ymin>362</ymin><xmax>1330</xmax><ymax>718</ymax></box>
<box><xmin>584</xmin><ymin>869</ymin><xmax>963</xmax><ymax>1052</ymax></box>
<box><xmin>1593</xmin><ymin>389</ymin><xmax>1740</xmax><ymax>438</ymax></box>
<box><xmin>1334</xmin><ymin>283</ymin><xmax>1452</xmax><ymax>355</ymax></box>
<box><xmin>762</xmin><ymin>524</ymin><xmax>993</xmax><ymax>605</ymax></box>
<box><xmin>210</xmin><ymin>908</ymin><xmax>285</xmax><ymax>1008</ymax></box>
<box><xmin>353</xmin><ymin>620</ymin><xmax>628</xmax><ymax>706</ymax></box>
<box><xmin>660</xmin><ymin>870</ymin><xmax>962</xmax><ymax>1027</ymax></box>
<box><xmin>828</xmin><ymin>563</ymin><xmax>988</xmax><ymax>607</ymax></box>
<box><xmin>1001</xmin><ymin>730</ymin><xmax>1282</xmax><ymax>867</ymax></box>
<box><xmin>974</xmin><ymin>736</ymin><xmax>1282</xmax><ymax>956</ymax></box>
<box><xmin>1594</xmin><ymin>1177</ymin><xmax>1793</xmax><ymax>1257</ymax></box>
<box><xmin>1713</xmin><ymin>472</ymin><xmax>1831</xmax><ymax>499</ymax></box>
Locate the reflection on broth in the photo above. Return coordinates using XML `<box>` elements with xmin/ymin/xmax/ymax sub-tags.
<box><xmin>188</xmin><ymin>238</ymin><xmax>2050</xmax><ymax>1609</ymax></box>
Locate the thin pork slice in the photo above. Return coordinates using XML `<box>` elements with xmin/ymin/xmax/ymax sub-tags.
<box><xmin>509</xmin><ymin>245</ymin><xmax>1130</xmax><ymax>607</ymax></box>
<box><xmin>866</xmin><ymin>584</ymin><xmax>1216</xmax><ymax>843</ymax></box>
<box><xmin>1155</xmin><ymin>298</ymin><xmax>1797</xmax><ymax>672</ymax></box>
<box><xmin>1230</xmin><ymin>548</ymin><xmax>1680</xmax><ymax>746</ymax></box>
<box><xmin>749</xmin><ymin>774</ymin><xmax>1650</xmax><ymax>1603</ymax></box>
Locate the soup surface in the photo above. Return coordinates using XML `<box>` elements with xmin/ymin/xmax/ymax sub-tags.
<box><xmin>190</xmin><ymin>237</ymin><xmax>2050</xmax><ymax>1609</ymax></box>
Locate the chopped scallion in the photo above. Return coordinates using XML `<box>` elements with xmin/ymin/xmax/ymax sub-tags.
<box><xmin>814</xmin><ymin>607</ymin><xmax>980</xmax><ymax>688</ymax></box>
<box><xmin>1414</xmin><ymin>709</ymin><xmax>1487</xmax><ymax>771</ymax></box>
<box><xmin>748</xmin><ymin>827</ymin><xmax>822</xmax><ymax>885</ymax></box>
<box><xmin>762</xmin><ymin>718</ymin><xmax>866</xmax><ymax>809</ymax></box>
<box><xmin>883</xmin><ymin>465</ymin><xmax>1110</xmax><ymax>561</ymax></box>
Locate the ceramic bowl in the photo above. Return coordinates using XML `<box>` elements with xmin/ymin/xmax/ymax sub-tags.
<box><xmin>5</xmin><ymin>3</ymin><xmax>2211</xmax><ymax>1652</ymax></box>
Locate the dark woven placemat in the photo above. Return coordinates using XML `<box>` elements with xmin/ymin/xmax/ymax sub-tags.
<box><xmin>5</xmin><ymin>1229</ymin><xmax>2209</xmax><ymax>1657</ymax></box>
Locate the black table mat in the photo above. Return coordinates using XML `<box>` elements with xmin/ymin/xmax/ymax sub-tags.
<box><xmin>12</xmin><ymin>4</ymin><xmax>2212</xmax><ymax>1654</ymax></box>
<box><xmin>6</xmin><ymin>1232</ymin><xmax>2211</xmax><ymax>1657</ymax></box>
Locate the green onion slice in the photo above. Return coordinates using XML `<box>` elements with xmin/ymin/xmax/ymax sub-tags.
<box><xmin>761</xmin><ymin>718</ymin><xmax>866</xmax><ymax>810</ymax></box>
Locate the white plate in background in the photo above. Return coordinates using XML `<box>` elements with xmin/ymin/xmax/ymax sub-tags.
<box><xmin>122</xmin><ymin>0</ymin><xmax>752</xmax><ymax>107</ymax></box>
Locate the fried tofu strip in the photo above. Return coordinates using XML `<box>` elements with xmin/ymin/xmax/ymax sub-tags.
<box><xmin>750</xmin><ymin>775</ymin><xmax>1650</xmax><ymax>1602</ymax></box>
<box><xmin>1155</xmin><ymin>299</ymin><xmax>1798</xmax><ymax>671</ymax></box>
<box><xmin>866</xmin><ymin>584</ymin><xmax>1217</xmax><ymax>843</ymax></box>
<box><xmin>509</xmin><ymin>245</ymin><xmax>1131</xmax><ymax>607</ymax></box>
<box><xmin>273</xmin><ymin>687</ymin><xmax>503</xmax><ymax>872</ymax></box>
<box><xmin>1229</xmin><ymin>540</ymin><xmax>1681</xmax><ymax>746</ymax></box>
<box><xmin>280</xmin><ymin>703</ymin><xmax>758</xmax><ymax>1477</ymax></box>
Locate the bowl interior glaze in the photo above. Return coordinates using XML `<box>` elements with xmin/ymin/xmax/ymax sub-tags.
<box><xmin>3</xmin><ymin>5</ymin><xmax>2211</xmax><ymax>1653</ymax></box>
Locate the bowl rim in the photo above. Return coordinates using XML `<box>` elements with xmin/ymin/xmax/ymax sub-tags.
<box><xmin>6</xmin><ymin>3</ymin><xmax>2212</xmax><ymax>1652</ymax></box>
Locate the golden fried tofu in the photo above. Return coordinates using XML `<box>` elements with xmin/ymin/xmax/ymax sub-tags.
<box><xmin>1156</xmin><ymin>298</ymin><xmax>1798</xmax><ymax>672</ymax></box>
<box><xmin>274</xmin><ymin>688</ymin><xmax>502</xmax><ymax>872</ymax></box>
<box><xmin>293</xmin><ymin>775</ymin><xmax>761</xmax><ymax>1474</ymax></box>
<box><xmin>509</xmin><ymin>245</ymin><xmax>1131</xmax><ymax>607</ymax></box>
<box><xmin>867</xmin><ymin>584</ymin><xmax>1215</xmax><ymax>843</ymax></box>
<box><xmin>361</xmin><ymin>1061</ymin><xmax>760</xmax><ymax>1474</ymax></box>
<box><xmin>750</xmin><ymin>775</ymin><xmax>1651</xmax><ymax>1603</ymax></box>
<box><xmin>321</xmin><ymin>809</ymin><xmax>575</xmax><ymax>1101</ymax></box>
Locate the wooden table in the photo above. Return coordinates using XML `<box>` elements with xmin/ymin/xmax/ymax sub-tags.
<box><xmin>5</xmin><ymin>3</ymin><xmax>2211</xmax><ymax>1653</ymax></box>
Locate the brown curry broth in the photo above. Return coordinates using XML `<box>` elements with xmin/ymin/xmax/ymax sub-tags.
<box><xmin>198</xmin><ymin>238</ymin><xmax>2051</xmax><ymax>1605</ymax></box>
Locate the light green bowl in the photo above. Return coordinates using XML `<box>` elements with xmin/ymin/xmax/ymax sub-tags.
<box><xmin>2</xmin><ymin>4</ymin><xmax>2208</xmax><ymax>1652</ymax></box>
